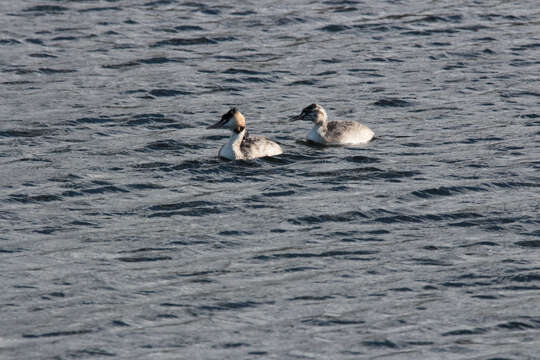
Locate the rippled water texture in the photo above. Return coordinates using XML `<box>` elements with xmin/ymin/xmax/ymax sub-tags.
<box><xmin>1</xmin><ymin>1</ymin><xmax>540</xmax><ymax>359</ymax></box>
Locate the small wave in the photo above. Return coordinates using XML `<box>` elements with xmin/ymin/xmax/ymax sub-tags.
<box><xmin>174</xmin><ymin>25</ymin><xmax>205</xmax><ymax>31</ymax></box>
<box><xmin>344</xmin><ymin>155</ymin><xmax>380</xmax><ymax>164</ymax></box>
<box><xmin>147</xmin><ymin>200</ymin><xmax>229</xmax><ymax>218</ymax></box>
<box><xmin>67</xmin><ymin>348</ymin><xmax>116</xmax><ymax>358</ymax></box>
<box><xmin>38</xmin><ymin>68</ymin><xmax>77</xmax><ymax>74</ymax></box>
<box><xmin>489</xmin><ymin>181</ymin><xmax>539</xmax><ymax>189</ymax></box>
<box><xmin>220</xmin><ymin>343</ymin><xmax>249</xmax><ymax>349</ymax></box>
<box><xmin>23</xmin><ymin>329</ymin><xmax>93</xmax><ymax>338</ymax></box>
<box><xmin>170</xmin><ymin>160</ymin><xmax>207</xmax><ymax>171</ymax></box>
<box><xmin>254</xmin><ymin>249</ymin><xmax>376</xmax><ymax>260</ymax></box>
<box><xmin>126</xmin><ymin>183</ymin><xmax>165</xmax><ymax>190</ymax></box>
<box><xmin>61</xmin><ymin>190</ymin><xmax>83</xmax><ymax>197</ymax></box>
<box><xmin>122</xmin><ymin>247</ymin><xmax>175</xmax><ymax>254</ymax></box>
<box><xmin>372</xmin><ymin>98</ymin><xmax>412</xmax><ymax>107</ymax></box>
<box><xmin>321</xmin><ymin>58</ymin><xmax>343</xmax><ymax>64</ymax></box>
<box><xmin>198</xmin><ymin>85</ymin><xmax>244</xmax><ymax>94</ymax></box>
<box><xmin>28</xmin><ymin>52</ymin><xmax>56</xmax><ymax>58</ymax></box>
<box><xmin>198</xmin><ymin>301</ymin><xmax>262</xmax><ymax>312</ymax></box>
<box><xmin>323</xmin><ymin>0</ymin><xmax>360</xmax><ymax>5</ymax></box>
<box><xmin>411</xmin><ymin>185</ymin><xmax>487</xmax><ymax>199</ymax></box>
<box><xmin>231</xmin><ymin>10</ymin><xmax>257</xmax><ymax>16</ymax></box>
<box><xmin>2</xmin><ymin>80</ymin><xmax>35</xmax><ymax>85</ymax></box>
<box><xmin>78</xmin><ymin>7</ymin><xmax>122</xmax><ymax>13</ymax></box>
<box><xmin>9</xmin><ymin>194</ymin><xmax>62</xmax><ymax>203</ymax></box>
<box><xmin>144</xmin><ymin>139</ymin><xmax>202</xmax><ymax>151</ymax></box>
<box><xmin>302</xmin><ymin>317</ymin><xmax>365</xmax><ymax>326</ymax></box>
<box><xmin>401</xmin><ymin>26</ymin><xmax>478</xmax><ymax>36</ymax></box>
<box><xmin>289</xmin><ymin>211</ymin><xmax>368</xmax><ymax>225</ymax></box>
<box><xmin>289</xmin><ymin>295</ymin><xmax>335</xmax><ymax>301</ymax></box>
<box><xmin>238</xmin><ymin>76</ymin><xmax>275</xmax><ymax>83</ymax></box>
<box><xmin>375</xmin><ymin>211</ymin><xmax>482</xmax><ymax>224</ymax></box>
<box><xmin>287</xmin><ymin>79</ymin><xmax>319</xmax><ymax>86</ymax></box>
<box><xmin>0</xmin><ymin>39</ymin><xmax>22</xmax><ymax>45</ymax></box>
<box><xmin>34</xmin><ymin>227</ymin><xmax>62</xmax><ymax>235</ymax></box>
<box><xmin>151</xmin><ymin>36</ymin><xmax>235</xmax><ymax>47</ymax></box>
<box><xmin>516</xmin><ymin>240</ymin><xmax>540</xmax><ymax>248</ymax></box>
<box><xmin>479</xmin><ymin>14</ymin><xmax>529</xmax><ymax>21</ymax></box>
<box><xmin>23</xmin><ymin>5</ymin><xmax>69</xmax><ymax>13</ymax></box>
<box><xmin>449</xmin><ymin>214</ymin><xmax>531</xmax><ymax>230</ymax></box>
<box><xmin>149</xmin><ymin>200</ymin><xmax>215</xmax><ymax>212</ymax></box>
<box><xmin>459</xmin><ymin>241</ymin><xmax>499</xmax><ymax>247</ymax></box>
<box><xmin>362</xmin><ymin>339</ymin><xmax>399</xmax><ymax>349</ymax></box>
<box><xmin>412</xmin><ymin>257</ymin><xmax>453</xmax><ymax>266</ymax></box>
<box><xmin>261</xmin><ymin>190</ymin><xmax>295</xmax><ymax>197</ymax></box>
<box><xmin>408</xmin><ymin>14</ymin><xmax>463</xmax><ymax>24</ymax></box>
<box><xmin>218</xmin><ymin>230</ymin><xmax>253</xmax><ymax>236</ymax></box>
<box><xmin>133</xmin><ymin>161</ymin><xmax>171</xmax><ymax>170</ymax></box>
<box><xmin>459</xmin><ymin>24</ymin><xmax>490</xmax><ymax>32</ymax></box>
<box><xmin>186</xmin><ymin>4</ymin><xmax>222</xmax><ymax>16</ymax></box>
<box><xmin>222</xmin><ymin>68</ymin><xmax>266</xmax><ymax>75</ymax></box>
<box><xmin>390</xmin><ymin>287</ymin><xmax>414</xmax><ymax>292</ymax></box>
<box><xmin>0</xmin><ymin>128</ymin><xmax>52</xmax><ymax>138</ymax></box>
<box><xmin>70</xmin><ymin>116</ymin><xmax>113</xmax><ymax>125</ymax></box>
<box><xmin>301</xmin><ymin>167</ymin><xmax>420</xmax><ymax>183</ymax></box>
<box><xmin>367</xmin><ymin>57</ymin><xmax>404</xmax><ymax>63</ymax></box>
<box><xmin>51</xmin><ymin>36</ymin><xmax>79</xmax><ymax>41</ymax></box>
<box><xmin>318</xmin><ymin>24</ymin><xmax>351</xmax><ymax>32</ymax></box>
<box><xmin>441</xmin><ymin>280</ymin><xmax>492</xmax><ymax>288</ymax></box>
<box><xmin>330</xmin><ymin>6</ymin><xmax>358</xmax><ymax>13</ymax></box>
<box><xmin>81</xmin><ymin>185</ymin><xmax>128</xmax><ymax>194</ymax></box>
<box><xmin>148</xmin><ymin>89</ymin><xmax>192</xmax><ymax>97</ymax></box>
<box><xmin>507</xmin><ymin>273</ymin><xmax>540</xmax><ymax>283</ymax></box>
<box><xmin>511</xmin><ymin>42</ymin><xmax>540</xmax><ymax>52</ymax></box>
<box><xmin>140</xmin><ymin>56</ymin><xmax>182</xmax><ymax>64</ymax></box>
<box><xmin>471</xmin><ymin>295</ymin><xmax>499</xmax><ymax>300</ymax></box>
<box><xmin>352</xmin><ymin>24</ymin><xmax>394</xmax><ymax>32</ymax></box>
<box><xmin>102</xmin><ymin>61</ymin><xmax>139</xmax><ymax>69</ymax></box>
<box><xmin>151</xmin><ymin>37</ymin><xmax>216</xmax><ymax>47</ymax></box>
<box><xmin>430</xmin><ymin>41</ymin><xmax>451</xmax><ymax>47</ymax></box>
<box><xmin>347</xmin><ymin>68</ymin><xmax>383</xmax><ymax>76</ymax></box>
<box><xmin>497</xmin><ymin>321</ymin><xmax>538</xmax><ymax>330</ymax></box>
<box><xmin>460</xmin><ymin>136</ymin><xmax>504</xmax><ymax>144</ymax></box>
<box><xmin>316</xmin><ymin>70</ymin><xmax>338</xmax><ymax>76</ymax></box>
<box><xmin>104</xmin><ymin>57</ymin><xmax>184</xmax><ymax>69</ymax></box>
<box><xmin>125</xmin><ymin>113</ymin><xmax>179</xmax><ymax>127</ymax></box>
<box><xmin>442</xmin><ymin>328</ymin><xmax>487</xmax><ymax>336</ymax></box>
<box><xmin>145</xmin><ymin>0</ymin><xmax>176</xmax><ymax>6</ymax></box>
<box><xmin>70</xmin><ymin>220</ymin><xmax>98</xmax><ymax>227</ymax></box>
<box><xmin>118</xmin><ymin>256</ymin><xmax>172</xmax><ymax>262</ymax></box>
<box><xmin>275</xmin><ymin>17</ymin><xmax>306</xmax><ymax>26</ymax></box>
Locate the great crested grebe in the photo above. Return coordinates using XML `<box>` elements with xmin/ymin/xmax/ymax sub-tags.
<box><xmin>207</xmin><ymin>108</ymin><xmax>283</xmax><ymax>160</ymax></box>
<box><xmin>291</xmin><ymin>103</ymin><xmax>374</xmax><ymax>145</ymax></box>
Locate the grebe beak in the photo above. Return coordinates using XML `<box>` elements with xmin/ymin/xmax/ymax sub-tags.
<box><xmin>289</xmin><ymin>113</ymin><xmax>305</xmax><ymax>121</ymax></box>
<box><xmin>207</xmin><ymin>116</ymin><xmax>228</xmax><ymax>129</ymax></box>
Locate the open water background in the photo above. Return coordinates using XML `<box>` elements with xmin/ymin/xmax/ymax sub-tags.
<box><xmin>1</xmin><ymin>1</ymin><xmax>539</xmax><ymax>359</ymax></box>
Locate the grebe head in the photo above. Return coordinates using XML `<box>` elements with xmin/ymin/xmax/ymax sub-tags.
<box><xmin>290</xmin><ymin>103</ymin><xmax>327</xmax><ymax>125</ymax></box>
<box><xmin>207</xmin><ymin>107</ymin><xmax>246</xmax><ymax>133</ymax></box>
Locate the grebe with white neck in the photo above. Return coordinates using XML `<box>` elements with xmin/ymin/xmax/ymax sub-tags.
<box><xmin>291</xmin><ymin>104</ymin><xmax>374</xmax><ymax>145</ymax></box>
<box><xmin>207</xmin><ymin>108</ymin><xmax>283</xmax><ymax>160</ymax></box>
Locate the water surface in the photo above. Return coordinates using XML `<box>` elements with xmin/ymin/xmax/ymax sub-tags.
<box><xmin>1</xmin><ymin>1</ymin><xmax>539</xmax><ymax>359</ymax></box>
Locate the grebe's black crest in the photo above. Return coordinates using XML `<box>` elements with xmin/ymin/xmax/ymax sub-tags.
<box><xmin>304</xmin><ymin>104</ymin><xmax>318</xmax><ymax>112</ymax></box>
<box><xmin>208</xmin><ymin>107</ymin><xmax>241</xmax><ymax>129</ymax></box>
<box><xmin>222</xmin><ymin>107</ymin><xmax>237</xmax><ymax>120</ymax></box>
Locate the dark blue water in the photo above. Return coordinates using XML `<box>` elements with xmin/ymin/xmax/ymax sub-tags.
<box><xmin>2</xmin><ymin>1</ymin><xmax>539</xmax><ymax>359</ymax></box>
